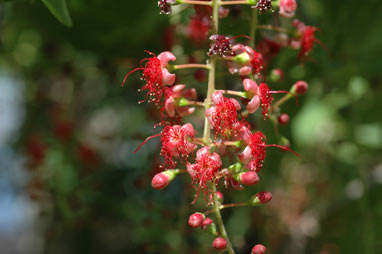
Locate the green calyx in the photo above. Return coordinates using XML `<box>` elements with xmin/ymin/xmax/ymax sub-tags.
<box><xmin>248</xmin><ymin>195</ymin><xmax>261</xmax><ymax>206</ymax></box>
<box><xmin>228</xmin><ymin>162</ymin><xmax>243</xmax><ymax>174</ymax></box>
<box><xmin>177</xmin><ymin>97</ymin><xmax>189</xmax><ymax>107</ymax></box>
<box><xmin>163</xmin><ymin>169</ymin><xmax>180</xmax><ymax>182</ymax></box>
<box><xmin>234</xmin><ymin>52</ymin><xmax>250</xmax><ymax>64</ymax></box>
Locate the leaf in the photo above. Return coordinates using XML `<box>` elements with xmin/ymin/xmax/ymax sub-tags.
<box><xmin>40</xmin><ymin>0</ymin><xmax>72</xmax><ymax>27</ymax></box>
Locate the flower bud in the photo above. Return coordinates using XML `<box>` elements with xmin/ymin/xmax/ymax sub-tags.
<box><xmin>248</xmin><ymin>191</ymin><xmax>272</xmax><ymax>205</ymax></box>
<box><xmin>202</xmin><ymin>218</ymin><xmax>218</xmax><ymax>235</ymax></box>
<box><xmin>278</xmin><ymin>113</ymin><xmax>290</xmax><ymax>125</ymax></box>
<box><xmin>213</xmin><ymin>237</ymin><xmax>227</xmax><ymax>251</ymax></box>
<box><xmin>151</xmin><ymin>170</ymin><xmax>178</xmax><ymax>190</ymax></box>
<box><xmin>292</xmin><ymin>80</ymin><xmax>309</xmax><ymax>95</ymax></box>
<box><xmin>210</xmin><ymin>191</ymin><xmax>224</xmax><ymax>203</ymax></box>
<box><xmin>252</xmin><ymin>244</ymin><xmax>267</xmax><ymax>254</ymax></box>
<box><xmin>236</xmin><ymin>171</ymin><xmax>259</xmax><ymax>186</ymax></box>
<box><xmin>279</xmin><ymin>0</ymin><xmax>297</xmax><ymax>18</ymax></box>
<box><xmin>269</xmin><ymin>68</ymin><xmax>284</xmax><ymax>82</ymax></box>
<box><xmin>188</xmin><ymin>212</ymin><xmax>205</xmax><ymax>228</ymax></box>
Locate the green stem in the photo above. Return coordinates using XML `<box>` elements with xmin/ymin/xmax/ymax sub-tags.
<box><xmin>173</xmin><ymin>64</ymin><xmax>210</xmax><ymax>70</ymax></box>
<box><xmin>249</xmin><ymin>8</ymin><xmax>258</xmax><ymax>48</ymax></box>
<box><xmin>213</xmin><ymin>185</ymin><xmax>235</xmax><ymax>254</ymax></box>
<box><xmin>271</xmin><ymin>93</ymin><xmax>292</xmax><ymax>111</ymax></box>
<box><xmin>203</xmin><ymin>1</ymin><xmax>236</xmax><ymax>254</ymax></box>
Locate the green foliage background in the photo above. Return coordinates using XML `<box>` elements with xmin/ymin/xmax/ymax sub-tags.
<box><xmin>0</xmin><ymin>0</ymin><xmax>381</xmax><ymax>253</ymax></box>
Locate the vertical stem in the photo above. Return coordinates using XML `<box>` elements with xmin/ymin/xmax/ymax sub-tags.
<box><xmin>249</xmin><ymin>8</ymin><xmax>258</xmax><ymax>48</ymax></box>
<box><xmin>213</xmin><ymin>185</ymin><xmax>235</xmax><ymax>254</ymax></box>
<box><xmin>203</xmin><ymin>1</ymin><xmax>236</xmax><ymax>253</ymax></box>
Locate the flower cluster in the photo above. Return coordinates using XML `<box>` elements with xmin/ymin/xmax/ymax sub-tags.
<box><xmin>124</xmin><ymin>0</ymin><xmax>320</xmax><ymax>252</ymax></box>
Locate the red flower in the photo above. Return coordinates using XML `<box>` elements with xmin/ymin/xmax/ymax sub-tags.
<box><xmin>208</xmin><ymin>35</ymin><xmax>234</xmax><ymax>57</ymax></box>
<box><xmin>293</xmin><ymin>20</ymin><xmax>319</xmax><ymax>62</ymax></box>
<box><xmin>122</xmin><ymin>51</ymin><xmax>176</xmax><ymax>105</ymax></box>
<box><xmin>258</xmin><ymin>83</ymin><xmax>274</xmax><ymax>119</ymax></box>
<box><xmin>158</xmin><ymin>0</ymin><xmax>176</xmax><ymax>15</ymax></box>
<box><xmin>206</xmin><ymin>91</ymin><xmax>242</xmax><ymax>138</ymax></box>
<box><xmin>160</xmin><ymin>123</ymin><xmax>196</xmax><ymax>167</ymax></box>
<box><xmin>239</xmin><ymin>131</ymin><xmax>300</xmax><ymax>172</ymax></box>
<box><xmin>253</xmin><ymin>0</ymin><xmax>272</xmax><ymax>12</ymax></box>
<box><xmin>187</xmin><ymin>146</ymin><xmax>222</xmax><ymax>202</ymax></box>
<box><xmin>188</xmin><ymin>15</ymin><xmax>211</xmax><ymax>45</ymax></box>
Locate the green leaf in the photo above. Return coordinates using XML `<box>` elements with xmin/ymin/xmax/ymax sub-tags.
<box><xmin>40</xmin><ymin>0</ymin><xmax>72</xmax><ymax>27</ymax></box>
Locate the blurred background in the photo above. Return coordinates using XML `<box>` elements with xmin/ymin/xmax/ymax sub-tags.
<box><xmin>0</xmin><ymin>0</ymin><xmax>381</xmax><ymax>253</ymax></box>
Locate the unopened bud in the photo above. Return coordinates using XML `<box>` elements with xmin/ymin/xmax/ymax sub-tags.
<box><xmin>269</xmin><ymin>68</ymin><xmax>284</xmax><ymax>82</ymax></box>
<box><xmin>210</xmin><ymin>191</ymin><xmax>224</xmax><ymax>203</ymax></box>
<box><xmin>236</xmin><ymin>171</ymin><xmax>259</xmax><ymax>186</ymax></box>
<box><xmin>188</xmin><ymin>212</ymin><xmax>205</xmax><ymax>228</ymax></box>
<box><xmin>213</xmin><ymin>237</ymin><xmax>227</xmax><ymax>251</ymax></box>
<box><xmin>202</xmin><ymin>218</ymin><xmax>217</xmax><ymax>235</ymax></box>
<box><xmin>277</xmin><ymin>113</ymin><xmax>290</xmax><ymax>125</ymax></box>
<box><xmin>292</xmin><ymin>80</ymin><xmax>309</xmax><ymax>95</ymax></box>
<box><xmin>252</xmin><ymin>244</ymin><xmax>267</xmax><ymax>254</ymax></box>
<box><xmin>151</xmin><ymin>170</ymin><xmax>178</xmax><ymax>190</ymax></box>
<box><xmin>249</xmin><ymin>191</ymin><xmax>272</xmax><ymax>205</ymax></box>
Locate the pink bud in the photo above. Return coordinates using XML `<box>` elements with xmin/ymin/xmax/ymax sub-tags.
<box><xmin>151</xmin><ymin>170</ymin><xmax>177</xmax><ymax>190</ymax></box>
<box><xmin>257</xmin><ymin>191</ymin><xmax>272</xmax><ymax>204</ymax></box>
<box><xmin>293</xmin><ymin>80</ymin><xmax>308</xmax><ymax>95</ymax></box>
<box><xmin>278</xmin><ymin>113</ymin><xmax>290</xmax><ymax>125</ymax></box>
<box><xmin>252</xmin><ymin>244</ymin><xmax>267</xmax><ymax>254</ymax></box>
<box><xmin>209</xmin><ymin>191</ymin><xmax>224</xmax><ymax>203</ymax></box>
<box><xmin>213</xmin><ymin>237</ymin><xmax>227</xmax><ymax>251</ymax></box>
<box><xmin>279</xmin><ymin>0</ymin><xmax>297</xmax><ymax>18</ymax></box>
<box><xmin>240</xmin><ymin>171</ymin><xmax>259</xmax><ymax>186</ymax></box>
<box><xmin>270</xmin><ymin>68</ymin><xmax>284</xmax><ymax>82</ymax></box>
<box><xmin>202</xmin><ymin>217</ymin><xmax>213</xmax><ymax>230</ymax></box>
<box><xmin>188</xmin><ymin>212</ymin><xmax>205</xmax><ymax>228</ymax></box>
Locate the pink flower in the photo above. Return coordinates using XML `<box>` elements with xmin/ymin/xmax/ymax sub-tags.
<box><xmin>122</xmin><ymin>51</ymin><xmax>176</xmax><ymax>105</ymax></box>
<box><xmin>243</xmin><ymin>79</ymin><xmax>261</xmax><ymax>114</ymax></box>
<box><xmin>187</xmin><ymin>146</ymin><xmax>222</xmax><ymax>201</ymax></box>
<box><xmin>160</xmin><ymin>123</ymin><xmax>196</xmax><ymax>167</ymax></box>
<box><xmin>279</xmin><ymin>0</ymin><xmax>297</xmax><ymax>18</ymax></box>
<box><xmin>228</xmin><ymin>44</ymin><xmax>264</xmax><ymax>76</ymax></box>
<box><xmin>206</xmin><ymin>91</ymin><xmax>242</xmax><ymax>138</ymax></box>
<box><xmin>164</xmin><ymin>84</ymin><xmax>197</xmax><ymax>118</ymax></box>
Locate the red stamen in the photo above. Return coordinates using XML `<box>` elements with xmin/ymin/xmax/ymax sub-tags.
<box><xmin>121</xmin><ymin>67</ymin><xmax>144</xmax><ymax>87</ymax></box>
<box><xmin>134</xmin><ymin>133</ymin><xmax>162</xmax><ymax>154</ymax></box>
<box><xmin>264</xmin><ymin>144</ymin><xmax>301</xmax><ymax>157</ymax></box>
